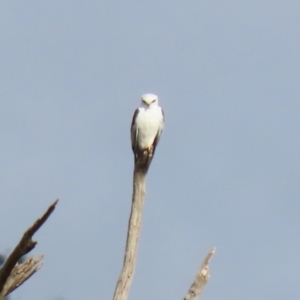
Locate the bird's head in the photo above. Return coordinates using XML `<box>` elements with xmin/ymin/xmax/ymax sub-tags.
<box><xmin>141</xmin><ymin>94</ymin><xmax>159</xmax><ymax>107</ymax></box>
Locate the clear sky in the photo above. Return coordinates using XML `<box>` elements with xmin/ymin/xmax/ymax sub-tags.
<box><xmin>0</xmin><ymin>1</ymin><xmax>300</xmax><ymax>300</ymax></box>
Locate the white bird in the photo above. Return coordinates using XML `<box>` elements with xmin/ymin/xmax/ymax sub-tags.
<box><xmin>131</xmin><ymin>93</ymin><xmax>164</xmax><ymax>170</ymax></box>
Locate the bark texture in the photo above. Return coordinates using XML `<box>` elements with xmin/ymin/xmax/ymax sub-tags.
<box><xmin>0</xmin><ymin>200</ymin><xmax>58</xmax><ymax>299</ymax></box>
<box><xmin>113</xmin><ymin>166</ymin><xmax>146</xmax><ymax>300</ymax></box>
<box><xmin>184</xmin><ymin>247</ymin><xmax>216</xmax><ymax>300</ymax></box>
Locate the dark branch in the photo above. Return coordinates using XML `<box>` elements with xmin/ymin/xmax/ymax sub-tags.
<box><xmin>0</xmin><ymin>200</ymin><xmax>58</xmax><ymax>294</ymax></box>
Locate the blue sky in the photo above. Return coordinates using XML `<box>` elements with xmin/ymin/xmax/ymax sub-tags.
<box><xmin>0</xmin><ymin>1</ymin><xmax>300</xmax><ymax>299</ymax></box>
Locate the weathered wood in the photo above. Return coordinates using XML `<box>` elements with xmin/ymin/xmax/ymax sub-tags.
<box><xmin>184</xmin><ymin>247</ymin><xmax>216</xmax><ymax>300</ymax></box>
<box><xmin>113</xmin><ymin>166</ymin><xmax>146</xmax><ymax>300</ymax></box>
<box><xmin>0</xmin><ymin>256</ymin><xmax>43</xmax><ymax>299</ymax></box>
<box><xmin>0</xmin><ymin>200</ymin><xmax>58</xmax><ymax>299</ymax></box>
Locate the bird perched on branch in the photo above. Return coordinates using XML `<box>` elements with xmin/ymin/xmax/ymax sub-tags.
<box><xmin>131</xmin><ymin>93</ymin><xmax>164</xmax><ymax>171</ymax></box>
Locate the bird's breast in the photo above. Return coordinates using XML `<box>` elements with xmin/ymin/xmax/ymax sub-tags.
<box><xmin>135</xmin><ymin>107</ymin><xmax>163</xmax><ymax>149</ymax></box>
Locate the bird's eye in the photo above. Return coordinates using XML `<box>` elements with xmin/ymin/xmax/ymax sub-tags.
<box><xmin>151</xmin><ymin>99</ymin><xmax>156</xmax><ymax>103</ymax></box>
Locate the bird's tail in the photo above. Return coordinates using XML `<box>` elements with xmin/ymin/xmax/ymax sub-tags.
<box><xmin>134</xmin><ymin>148</ymin><xmax>155</xmax><ymax>173</ymax></box>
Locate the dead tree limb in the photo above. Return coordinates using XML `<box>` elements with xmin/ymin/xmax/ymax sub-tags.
<box><xmin>184</xmin><ymin>247</ymin><xmax>216</xmax><ymax>300</ymax></box>
<box><xmin>0</xmin><ymin>199</ymin><xmax>58</xmax><ymax>299</ymax></box>
<box><xmin>113</xmin><ymin>166</ymin><xmax>146</xmax><ymax>300</ymax></box>
<box><xmin>0</xmin><ymin>255</ymin><xmax>43</xmax><ymax>299</ymax></box>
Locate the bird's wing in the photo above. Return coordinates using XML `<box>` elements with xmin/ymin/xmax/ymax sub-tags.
<box><xmin>151</xmin><ymin>108</ymin><xmax>164</xmax><ymax>155</ymax></box>
<box><xmin>130</xmin><ymin>108</ymin><xmax>140</xmax><ymax>153</ymax></box>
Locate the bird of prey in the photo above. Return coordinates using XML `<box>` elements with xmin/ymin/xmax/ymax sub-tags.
<box><xmin>131</xmin><ymin>93</ymin><xmax>164</xmax><ymax>170</ymax></box>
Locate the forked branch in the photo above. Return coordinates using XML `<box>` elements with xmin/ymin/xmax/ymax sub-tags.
<box><xmin>0</xmin><ymin>200</ymin><xmax>58</xmax><ymax>299</ymax></box>
<box><xmin>0</xmin><ymin>255</ymin><xmax>43</xmax><ymax>298</ymax></box>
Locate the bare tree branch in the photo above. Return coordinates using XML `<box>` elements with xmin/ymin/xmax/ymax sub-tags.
<box><xmin>113</xmin><ymin>166</ymin><xmax>147</xmax><ymax>300</ymax></box>
<box><xmin>0</xmin><ymin>256</ymin><xmax>43</xmax><ymax>299</ymax></box>
<box><xmin>184</xmin><ymin>247</ymin><xmax>216</xmax><ymax>300</ymax></box>
<box><xmin>0</xmin><ymin>199</ymin><xmax>59</xmax><ymax>298</ymax></box>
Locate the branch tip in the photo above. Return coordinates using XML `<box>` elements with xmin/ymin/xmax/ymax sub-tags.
<box><xmin>183</xmin><ymin>247</ymin><xmax>216</xmax><ymax>300</ymax></box>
